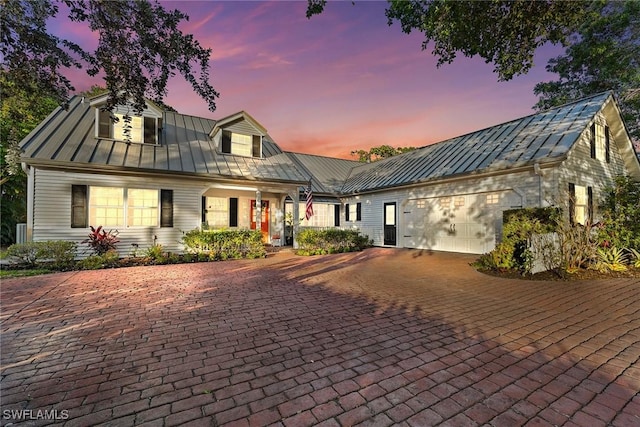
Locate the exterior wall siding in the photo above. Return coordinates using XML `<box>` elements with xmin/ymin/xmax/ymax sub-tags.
<box><xmin>341</xmin><ymin>170</ymin><xmax>549</xmax><ymax>253</ymax></box>
<box><xmin>555</xmin><ymin>111</ymin><xmax>629</xmax><ymax>219</ymax></box>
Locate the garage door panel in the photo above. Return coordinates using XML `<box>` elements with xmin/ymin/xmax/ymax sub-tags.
<box><xmin>403</xmin><ymin>195</ymin><xmax>495</xmax><ymax>254</ymax></box>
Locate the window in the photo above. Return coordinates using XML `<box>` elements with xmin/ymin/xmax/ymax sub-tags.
<box><xmin>454</xmin><ymin>197</ymin><xmax>465</xmax><ymax>208</ymax></box>
<box><xmin>569</xmin><ymin>183</ymin><xmax>593</xmax><ymax>225</ymax></box>
<box><xmin>439</xmin><ymin>197</ymin><xmax>451</xmax><ymax>209</ymax></box>
<box><xmin>486</xmin><ymin>193</ymin><xmax>500</xmax><ymax>205</ymax></box>
<box><xmin>590</xmin><ymin>122</ymin><xmax>610</xmax><ymax>162</ymax></box>
<box><xmin>127</xmin><ymin>189</ymin><xmax>158</xmax><ymax>227</ymax></box>
<box><xmin>96</xmin><ymin>110</ymin><xmax>162</xmax><ymax>144</ymax></box>
<box><xmin>205</xmin><ymin>197</ymin><xmax>229</xmax><ymax>228</ymax></box>
<box><xmin>221</xmin><ymin>131</ymin><xmax>262</xmax><ymax>157</ymax></box>
<box><xmin>90</xmin><ymin>187</ymin><xmax>124</xmax><ymax>227</ymax></box>
<box><xmin>75</xmin><ymin>186</ymin><xmax>171</xmax><ymax>228</ymax></box>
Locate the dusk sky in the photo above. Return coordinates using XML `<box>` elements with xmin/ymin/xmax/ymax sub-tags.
<box><xmin>53</xmin><ymin>1</ymin><xmax>564</xmax><ymax>159</ymax></box>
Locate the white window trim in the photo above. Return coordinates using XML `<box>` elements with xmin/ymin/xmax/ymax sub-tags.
<box><xmin>89</xmin><ymin>186</ymin><xmax>160</xmax><ymax>228</ymax></box>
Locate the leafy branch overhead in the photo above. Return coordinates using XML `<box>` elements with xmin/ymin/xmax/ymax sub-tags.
<box><xmin>307</xmin><ymin>0</ymin><xmax>587</xmax><ymax>81</ymax></box>
<box><xmin>1</xmin><ymin>0</ymin><xmax>219</xmax><ymax>114</ymax></box>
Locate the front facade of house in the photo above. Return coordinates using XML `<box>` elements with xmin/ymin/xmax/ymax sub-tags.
<box><xmin>19</xmin><ymin>92</ymin><xmax>640</xmax><ymax>256</ymax></box>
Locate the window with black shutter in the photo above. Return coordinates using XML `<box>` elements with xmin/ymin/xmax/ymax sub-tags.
<box><xmin>160</xmin><ymin>190</ymin><xmax>173</xmax><ymax>227</ymax></box>
<box><xmin>569</xmin><ymin>183</ymin><xmax>576</xmax><ymax>225</ymax></box>
<box><xmin>252</xmin><ymin>135</ymin><xmax>261</xmax><ymax>158</ymax></box>
<box><xmin>590</xmin><ymin>123</ymin><xmax>596</xmax><ymax>159</ymax></box>
<box><xmin>356</xmin><ymin>202</ymin><xmax>362</xmax><ymax>221</ymax></box>
<box><xmin>144</xmin><ymin>117</ymin><xmax>157</xmax><ymax>144</ymax></box>
<box><xmin>71</xmin><ymin>185</ymin><xmax>88</xmax><ymax>228</ymax></box>
<box><xmin>605</xmin><ymin>126</ymin><xmax>610</xmax><ymax>163</ymax></box>
<box><xmin>345</xmin><ymin>203</ymin><xmax>350</xmax><ymax>221</ymax></box>
<box><xmin>587</xmin><ymin>186</ymin><xmax>593</xmax><ymax>224</ymax></box>
<box><xmin>229</xmin><ymin>198</ymin><xmax>238</xmax><ymax>227</ymax></box>
<box><xmin>98</xmin><ymin>110</ymin><xmax>111</xmax><ymax>138</ymax></box>
<box><xmin>334</xmin><ymin>205</ymin><xmax>340</xmax><ymax>227</ymax></box>
<box><xmin>222</xmin><ymin>130</ymin><xmax>232</xmax><ymax>153</ymax></box>
<box><xmin>202</xmin><ymin>196</ymin><xmax>207</xmax><ymax>224</ymax></box>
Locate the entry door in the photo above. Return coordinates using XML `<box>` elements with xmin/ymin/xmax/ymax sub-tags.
<box><xmin>384</xmin><ymin>202</ymin><xmax>397</xmax><ymax>246</ymax></box>
<box><xmin>250</xmin><ymin>200</ymin><xmax>270</xmax><ymax>242</ymax></box>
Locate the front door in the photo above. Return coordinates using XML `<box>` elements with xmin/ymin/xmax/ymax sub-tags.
<box><xmin>384</xmin><ymin>202</ymin><xmax>397</xmax><ymax>246</ymax></box>
<box><xmin>250</xmin><ymin>200</ymin><xmax>270</xmax><ymax>242</ymax></box>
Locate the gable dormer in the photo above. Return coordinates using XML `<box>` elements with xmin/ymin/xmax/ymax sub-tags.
<box><xmin>210</xmin><ymin>111</ymin><xmax>267</xmax><ymax>158</ymax></box>
<box><xmin>90</xmin><ymin>94</ymin><xmax>164</xmax><ymax>145</ymax></box>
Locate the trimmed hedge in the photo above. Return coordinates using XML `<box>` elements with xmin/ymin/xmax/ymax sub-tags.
<box><xmin>295</xmin><ymin>228</ymin><xmax>372</xmax><ymax>256</ymax></box>
<box><xmin>181</xmin><ymin>229</ymin><xmax>266</xmax><ymax>260</ymax></box>
<box><xmin>5</xmin><ymin>240</ymin><xmax>77</xmax><ymax>269</ymax></box>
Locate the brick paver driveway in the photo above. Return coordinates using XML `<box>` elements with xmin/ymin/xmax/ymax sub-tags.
<box><xmin>1</xmin><ymin>248</ymin><xmax>639</xmax><ymax>426</ymax></box>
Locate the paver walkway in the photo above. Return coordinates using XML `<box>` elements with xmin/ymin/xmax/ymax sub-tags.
<box><xmin>1</xmin><ymin>248</ymin><xmax>639</xmax><ymax>426</ymax></box>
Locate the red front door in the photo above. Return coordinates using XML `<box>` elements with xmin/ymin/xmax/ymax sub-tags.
<box><xmin>250</xmin><ymin>200</ymin><xmax>269</xmax><ymax>242</ymax></box>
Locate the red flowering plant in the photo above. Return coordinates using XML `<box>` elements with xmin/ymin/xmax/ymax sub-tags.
<box><xmin>83</xmin><ymin>226</ymin><xmax>120</xmax><ymax>255</ymax></box>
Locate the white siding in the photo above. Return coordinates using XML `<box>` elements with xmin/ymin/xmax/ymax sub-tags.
<box><xmin>555</xmin><ymin>110</ymin><xmax>629</xmax><ymax>220</ymax></box>
<box><xmin>342</xmin><ymin>170</ymin><xmax>546</xmax><ymax>253</ymax></box>
<box><xmin>32</xmin><ymin>169</ymin><xmax>210</xmax><ymax>257</ymax></box>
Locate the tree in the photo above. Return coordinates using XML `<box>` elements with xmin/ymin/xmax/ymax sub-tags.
<box><xmin>307</xmin><ymin>0</ymin><xmax>587</xmax><ymax>81</ymax></box>
<box><xmin>0</xmin><ymin>70</ymin><xmax>59</xmax><ymax>245</ymax></box>
<box><xmin>1</xmin><ymin>0</ymin><xmax>219</xmax><ymax>114</ymax></box>
<box><xmin>351</xmin><ymin>145</ymin><xmax>416</xmax><ymax>162</ymax></box>
<box><xmin>534</xmin><ymin>1</ymin><xmax>640</xmax><ymax>142</ymax></box>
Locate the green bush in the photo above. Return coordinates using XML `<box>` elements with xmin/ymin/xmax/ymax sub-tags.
<box><xmin>5</xmin><ymin>240</ymin><xmax>77</xmax><ymax>269</ymax></box>
<box><xmin>182</xmin><ymin>229</ymin><xmax>266</xmax><ymax>260</ymax></box>
<box><xmin>598</xmin><ymin>176</ymin><xmax>640</xmax><ymax>251</ymax></box>
<box><xmin>5</xmin><ymin>242</ymin><xmax>41</xmax><ymax>267</ymax></box>
<box><xmin>295</xmin><ymin>228</ymin><xmax>372</xmax><ymax>255</ymax></box>
<box><xmin>77</xmin><ymin>250</ymin><xmax>119</xmax><ymax>270</ymax></box>
<box><xmin>475</xmin><ymin>207</ymin><xmax>558</xmax><ymax>274</ymax></box>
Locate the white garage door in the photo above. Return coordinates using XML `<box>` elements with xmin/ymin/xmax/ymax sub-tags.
<box><xmin>403</xmin><ymin>195</ymin><xmax>494</xmax><ymax>254</ymax></box>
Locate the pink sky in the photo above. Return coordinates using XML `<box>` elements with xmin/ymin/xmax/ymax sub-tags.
<box><xmin>51</xmin><ymin>1</ymin><xmax>564</xmax><ymax>159</ymax></box>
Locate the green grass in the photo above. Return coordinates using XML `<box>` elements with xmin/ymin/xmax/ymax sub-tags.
<box><xmin>0</xmin><ymin>268</ymin><xmax>53</xmax><ymax>278</ymax></box>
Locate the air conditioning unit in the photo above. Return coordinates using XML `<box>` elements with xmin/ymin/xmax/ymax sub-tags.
<box><xmin>16</xmin><ymin>223</ymin><xmax>27</xmax><ymax>244</ymax></box>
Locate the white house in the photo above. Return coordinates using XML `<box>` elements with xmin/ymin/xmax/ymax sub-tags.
<box><xmin>19</xmin><ymin>91</ymin><xmax>640</xmax><ymax>255</ymax></box>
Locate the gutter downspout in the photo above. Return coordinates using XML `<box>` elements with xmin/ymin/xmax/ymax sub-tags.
<box><xmin>22</xmin><ymin>162</ymin><xmax>34</xmax><ymax>242</ymax></box>
<box><xmin>534</xmin><ymin>163</ymin><xmax>544</xmax><ymax>206</ymax></box>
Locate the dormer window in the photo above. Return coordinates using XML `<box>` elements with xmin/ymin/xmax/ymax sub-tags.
<box><xmin>96</xmin><ymin>110</ymin><xmax>163</xmax><ymax>144</ymax></box>
<box><xmin>221</xmin><ymin>130</ymin><xmax>262</xmax><ymax>158</ymax></box>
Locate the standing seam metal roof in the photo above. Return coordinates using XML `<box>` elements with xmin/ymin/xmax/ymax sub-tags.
<box><xmin>19</xmin><ymin>96</ymin><xmax>309</xmax><ymax>184</ymax></box>
<box><xmin>340</xmin><ymin>92</ymin><xmax>612</xmax><ymax>193</ymax></box>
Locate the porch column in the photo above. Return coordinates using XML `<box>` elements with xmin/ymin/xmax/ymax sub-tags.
<box><xmin>288</xmin><ymin>190</ymin><xmax>300</xmax><ymax>249</ymax></box>
<box><xmin>255</xmin><ymin>190</ymin><xmax>262</xmax><ymax>231</ymax></box>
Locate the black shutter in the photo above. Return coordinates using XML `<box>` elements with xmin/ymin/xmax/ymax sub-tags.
<box><xmin>222</xmin><ymin>130</ymin><xmax>231</xmax><ymax>153</ymax></box>
<box><xmin>605</xmin><ymin>126</ymin><xmax>610</xmax><ymax>163</ymax></box>
<box><xmin>144</xmin><ymin>117</ymin><xmax>156</xmax><ymax>144</ymax></box>
<box><xmin>98</xmin><ymin>110</ymin><xmax>111</xmax><ymax>138</ymax></box>
<box><xmin>590</xmin><ymin>123</ymin><xmax>596</xmax><ymax>159</ymax></box>
<box><xmin>334</xmin><ymin>204</ymin><xmax>340</xmax><ymax>227</ymax></box>
<box><xmin>160</xmin><ymin>190</ymin><xmax>173</xmax><ymax>227</ymax></box>
<box><xmin>71</xmin><ymin>185</ymin><xmax>88</xmax><ymax>228</ymax></box>
<box><xmin>252</xmin><ymin>135</ymin><xmax>261</xmax><ymax>158</ymax></box>
<box><xmin>356</xmin><ymin>202</ymin><xmax>362</xmax><ymax>221</ymax></box>
<box><xmin>202</xmin><ymin>196</ymin><xmax>207</xmax><ymax>224</ymax></box>
<box><xmin>587</xmin><ymin>187</ymin><xmax>593</xmax><ymax>225</ymax></box>
<box><xmin>568</xmin><ymin>183</ymin><xmax>576</xmax><ymax>225</ymax></box>
<box><xmin>345</xmin><ymin>204</ymin><xmax>350</xmax><ymax>221</ymax></box>
<box><xmin>229</xmin><ymin>198</ymin><xmax>238</xmax><ymax>227</ymax></box>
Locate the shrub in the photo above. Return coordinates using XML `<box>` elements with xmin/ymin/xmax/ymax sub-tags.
<box><xmin>41</xmin><ymin>240</ymin><xmax>77</xmax><ymax>270</ymax></box>
<box><xmin>597</xmin><ymin>176</ymin><xmax>640</xmax><ymax>251</ymax></box>
<box><xmin>145</xmin><ymin>243</ymin><xmax>166</xmax><ymax>263</ymax></box>
<box><xmin>83</xmin><ymin>226</ymin><xmax>120</xmax><ymax>255</ymax></box>
<box><xmin>295</xmin><ymin>228</ymin><xmax>372</xmax><ymax>255</ymax></box>
<box><xmin>4</xmin><ymin>240</ymin><xmax>76</xmax><ymax>269</ymax></box>
<box><xmin>592</xmin><ymin>247</ymin><xmax>628</xmax><ymax>272</ymax></box>
<box><xmin>182</xmin><ymin>229</ymin><xmax>266</xmax><ymax>260</ymax></box>
<box><xmin>78</xmin><ymin>250</ymin><xmax>119</xmax><ymax>270</ymax></box>
<box><xmin>5</xmin><ymin>242</ymin><xmax>41</xmax><ymax>267</ymax></box>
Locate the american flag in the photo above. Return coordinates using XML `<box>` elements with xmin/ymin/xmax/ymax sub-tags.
<box><xmin>304</xmin><ymin>181</ymin><xmax>314</xmax><ymax>220</ymax></box>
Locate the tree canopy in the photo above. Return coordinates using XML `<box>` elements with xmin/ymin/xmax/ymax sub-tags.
<box><xmin>534</xmin><ymin>0</ymin><xmax>640</xmax><ymax>142</ymax></box>
<box><xmin>307</xmin><ymin>0</ymin><xmax>587</xmax><ymax>81</ymax></box>
<box><xmin>1</xmin><ymin>0</ymin><xmax>218</xmax><ymax>114</ymax></box>
<box><xmin>351</xmin><ymin>145</ymin><xmax>416</xmax><ymax>163</ymax></box>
